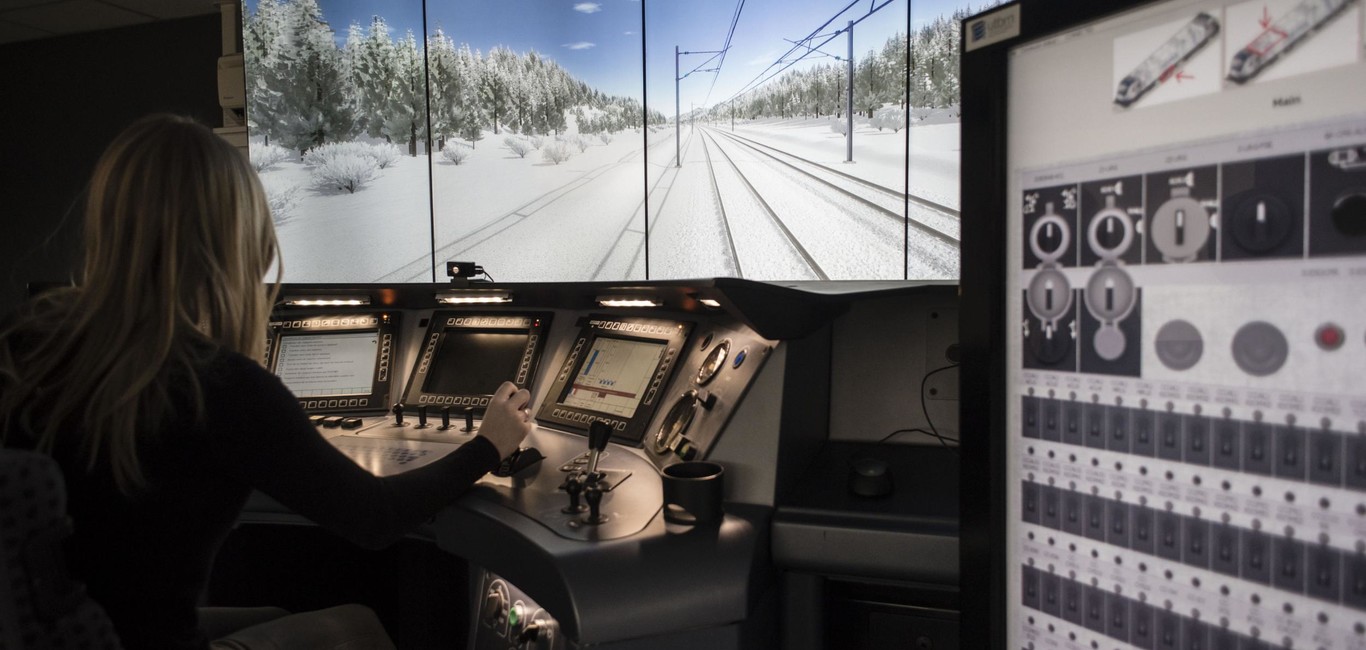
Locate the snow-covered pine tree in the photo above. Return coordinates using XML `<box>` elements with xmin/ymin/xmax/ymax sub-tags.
<box><xmin>383</xmin><ymin>30</ymin><xmax>428</xmax><ymax>156</ymax></box>
<box><xmin>273</xmin><ymin>0</ymin><xmax>358</xmax><ymax>155</ymax></box>
<box><xmin>348</xmin><ymin>16</ymin><xmax>398</xmax><ymax>141</ymax></box>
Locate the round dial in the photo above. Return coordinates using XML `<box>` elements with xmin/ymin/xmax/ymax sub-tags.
<box><xmin>653</xmin><ymin>391</ymin><xmax>698</xmax><ymax>455</ymax></box>
<box><xmin>1230</xmin><ymin>193</ymin><xmax>1294</xmax><ymax>254</ymax></box>
<box><xmin>1084</xmin><ymin>265</ymin><xmax>1136</xmax><ymax>322</ymax></box>
<box><xmin>1026</xmin><ymin>268</ymin><xmax>1073</xmax><ymax>322</ymax></box>
<box><xmin>696</xmin><ymin>339</ymin><xmax>730</xmax><ymax>385</ymax></box>
<box><xmin>1087</xmin><ymin>196</ymin><xmax>1134</xmax><ymax>259</ymax></box>
<box><xmin>1028</xmin><ymin>208</ymin><xmax>1072</xmax><ymax>263</ymax></box>
<box><xmin>1150</xmin><ymin>192</ymin><xmax>1211</xmax><ymax>261</ymax></box>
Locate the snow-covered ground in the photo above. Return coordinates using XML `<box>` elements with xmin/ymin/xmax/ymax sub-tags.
<box><xmin>262</xmin><ymin>115</ymin><xmax>961</xmax><ymax>283</ymax></box>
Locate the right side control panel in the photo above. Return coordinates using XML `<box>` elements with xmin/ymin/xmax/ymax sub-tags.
<box><xmin>1017</xmin><ymin>118</ymin><xmax>1366</xmax><ymax>647</ymax></box>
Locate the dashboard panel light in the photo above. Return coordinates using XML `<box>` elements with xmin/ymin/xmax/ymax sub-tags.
<box><xmin>698</xmin><ymin>299</ymin><xmax>722</xmax><ymax>308</ymax></box>
<box><xmin>436</xmin><ymin>292</ymin><xmax>513</xmax><ymax>305</ymax></box>
<box><xmin>282</xmin><ymin>296</ymin><xmax>371</xmax><ymax>307</ymax></box>
<box><xmin>597</xmin><ymin>296</ymin><xmax>662</xmax><ymax>308</ymax></box>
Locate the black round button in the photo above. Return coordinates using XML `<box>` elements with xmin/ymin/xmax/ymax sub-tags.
<box><xmin>1332</xmin><ymin>192</ymin><xmax>1366</xmax><ymax>237</ymax></box>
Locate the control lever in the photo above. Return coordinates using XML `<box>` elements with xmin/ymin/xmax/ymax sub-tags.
<box><xmin>391</xmin><ymin>403</ymin><xmax>405</xmax><ymax>427</ymax></box>
<box><xmin>586</xmin><ymin>420</ymin><xmax>611</xmax><ymax>476</ymax></box>
<box><xmin>583</xmin><ymin>480</ymin><xmax>608</xmax><ymax>525</ymax></box>
<box><xmin>697</xmin><ymin>390</ymin><xmax>718</xmax><ymax>410</ymax></box>
<box><xmin>561</xmin><ymin>475</ymin><xmax>587</xmax><ymax>514</ymax></box>
<box><xmin>438</xmin><ymin>406</ymin><xmax>452</xmax><ymax>431</ymax></box>
<box><xmin>493</xmin><ymin>447</ymin><xmax>545</xmax><ymax>477</ymax></box>
<box><xmin>518</xmin><ymin>621</ymin><xmax>552</xmax><ymax>644</ymax></box>
<box><xmin>462</xmin><ymin>406</ymin><xmax>476</xmax><ymax>433</ymax></box>
<box><xmin>415</xmin><ymin>405</ymin><xmax>429</xmax><ymax>429</ymax></box>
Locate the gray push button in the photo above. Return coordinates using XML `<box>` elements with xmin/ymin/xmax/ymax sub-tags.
<box><xmin>1155</xmin><ymin>319</ymin><xmax>1203</xmax><ymax>371</ymax></box>
<box><xmin>1231</xmin><ymin>321</ymin><xmax>1289</xmax><ymax>377</ymax></box>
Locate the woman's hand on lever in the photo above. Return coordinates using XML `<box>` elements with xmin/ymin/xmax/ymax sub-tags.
<box><xmin>478</xmin><ymin>381</ymin><xmax>535</xmax><ymax>459</ymax></box>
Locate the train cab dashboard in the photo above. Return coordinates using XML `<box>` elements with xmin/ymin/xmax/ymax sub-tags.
<box><xmin>232</xmin><ymin>278</ymin><xmax>960</xmax><ymax>650</ymax></box>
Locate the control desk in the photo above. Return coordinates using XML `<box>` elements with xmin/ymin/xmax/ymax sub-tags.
<box><xmin>237</xmin><ymin>279</ymin><xmax>958</xmax><ymax>650</ymax></box>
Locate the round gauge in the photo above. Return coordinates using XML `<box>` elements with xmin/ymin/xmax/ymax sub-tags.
<box><xmin>1084</xmin><ymin>265</ymin><xmax>1136</xmax><ymax>322</ymax></box>
<box><xmin>1026</xmin><ymin>267</ymin><xmax>1072</xmax><ymax>322</ymax></box>
<box><xmin>696</xmin><ymin>339</ymin><xmax>731</xmax><ymax>385</ymax></box>
<box><xmin>1087</xmin><ymin>197</ymin><xmax>1134</xmax><ymax>259</ymax></box>
<box><xmin>653</xmin><ymin>391</ymin><xmax>698</xmax><ymax>455</ymax></box>
<box><xmin>1028</xmin><ymin>209</ymin><xmax>1072</xmax><ymax>263</ymax></box>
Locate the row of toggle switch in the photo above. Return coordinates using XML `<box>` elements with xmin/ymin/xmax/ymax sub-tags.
<box><xmin>1021</xmin><ymin>395</ymin><xmax>1366</xmax><ymax>491</ymax></box>
<box><xmin>1021</xmin><ymin>481</ymin><xmax>1366</xmax><ymax>608</ymax></box>
<box><xmin>1020</xmin><ymin>565</ymin><xmax>1325</xmax><ymax>650</ymax></box>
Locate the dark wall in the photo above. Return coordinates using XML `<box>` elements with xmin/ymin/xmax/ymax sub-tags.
<box><xmin>0</xmin><ymin>14</ymin><xmax>223</xmax><ymax>315</ymax></box>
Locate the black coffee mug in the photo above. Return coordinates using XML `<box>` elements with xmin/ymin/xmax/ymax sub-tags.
<box><xmin>662</xmin><ymin>461</ymin><xmax>725</xmax><ymax>525</ymax></box>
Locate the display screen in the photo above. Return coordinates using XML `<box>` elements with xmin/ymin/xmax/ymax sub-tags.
<box><xmin>422</xmin><ymin>330</ymin><xmax>529</xmax><ymax>396</ymax></box>
<box><xmin>1001</xmin><ymin>1</ymin><xmax>1366</xmax><ymax>648</ymax></box>
<box><xmin>274</xmin><ymin>331</ymin><xmax>379</xmax><ymax>397</ymax></box>
<box><xmin>559</xmin><ymin>337</ymin><xmax>666</xmax><ymax>418</ymax></box>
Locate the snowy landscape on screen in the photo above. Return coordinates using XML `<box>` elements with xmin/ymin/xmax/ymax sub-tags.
<box><xmin>243</xmin><ymin>0</ymin><xmax>969</xmax><ymax>283</ymax></box>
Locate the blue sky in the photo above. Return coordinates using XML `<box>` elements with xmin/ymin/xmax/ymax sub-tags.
<box><xmin>246</xmin><ymin>0</ymin><xmax>984</xmax><ymax>115</ymax></box>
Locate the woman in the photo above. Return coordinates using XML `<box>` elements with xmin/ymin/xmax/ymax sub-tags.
<box><xmin>0</xmin><ymin>114</ymin><xmax>534</xmax><ymax>648</ymax></box>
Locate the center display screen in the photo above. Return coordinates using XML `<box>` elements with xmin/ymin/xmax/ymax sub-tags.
<box><xmin>274</xmin><ymin>331</ymin><xmax>378</xmax><ymax>397</ymax></box>
<box><xmin>559</xmin><ymin>337</ymin><xmax>666</xmax><ymax>419</ymax></box>
<box><xmin>422</xmin><ymin>330</ymin><xmax>530</xmax><ymax>397</ymax></box>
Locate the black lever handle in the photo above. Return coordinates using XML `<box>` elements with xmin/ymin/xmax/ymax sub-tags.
<box><xmin>462</xmin><ymin>406</ymin><xmax>476</xmax><ymax>433</ymax></box>
<box><xmin>438</xmin><ymin>406</ymin><xmax>451</xmax><ymax>431</ymax></box>
<box><xmin>588</xmin><ymin>420</ymin><xmax>612</xmax><ymax>452</ymax></box>
<box><xmin>392</xmin><ymin>403</ymin><xmax>404</xmax><ymax>426</ymax></box>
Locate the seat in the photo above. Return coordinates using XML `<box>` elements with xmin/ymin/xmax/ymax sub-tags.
<box><xmin>0</xmin><ymin>448</ymin><xmax>122</xmax><ymax>649</ymax></box>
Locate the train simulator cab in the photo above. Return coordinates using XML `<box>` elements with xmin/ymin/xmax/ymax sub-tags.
<box><xmin>210</xmin><ymin>279</ymin><xmax>961</xmax><ymax>649</ymax></box>
<box><xmin>4</xmin><ymin>0</ymin><xmax>1366</xmax><ymax>647</ymax></box>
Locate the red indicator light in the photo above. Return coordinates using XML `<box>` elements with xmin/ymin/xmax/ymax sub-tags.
<box><xmin>1315</xmin><ymin>324</ymin><xmax>1344</xmax><ymax>351</ymax></box>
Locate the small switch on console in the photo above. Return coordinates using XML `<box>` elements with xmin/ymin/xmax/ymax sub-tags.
<box><xmin>391</xmin><ymin>403</ymin><xmax>405</xmax><ymax>427</ymax></box>
<box><xmin>415</xmin><ymin>405</ymin><xmax>429</xmax><ymax>429</ymax></box>
<box><xmin>462</xmin><ymin>406</ymin><xmax>476</xmax><ymax>433</ymax></box>
<box><xmin>340</xmin><ymin>417</ymin><xmax>363</xmax><ymax>430</ymax></box>
<box><xmin>438</xmin><ymin>406</ymin><xmax>452</xmax><ymax>431</ymax></box>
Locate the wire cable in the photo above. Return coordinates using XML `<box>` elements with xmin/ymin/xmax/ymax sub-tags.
<box><xmin>878</xmin><ymin>362</ymin><xmax>960</xmax><ymax>452</ymax></box>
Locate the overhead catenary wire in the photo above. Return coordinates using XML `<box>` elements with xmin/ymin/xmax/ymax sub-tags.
<box><xmin>717</xmin><ymin>0</ymin><xmax>895</xmax><ymax>110</ymax></box>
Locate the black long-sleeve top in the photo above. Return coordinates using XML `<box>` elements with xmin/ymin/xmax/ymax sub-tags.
<box><xmin>25</xmin><ymin>348</ymin><xmax>500</xmax><ymax>649</ymax></box>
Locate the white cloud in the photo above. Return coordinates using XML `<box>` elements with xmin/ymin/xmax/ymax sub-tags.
<box><xmin>574</xmin><ymin>2</ymin><xmax>602</xmax><ymax>13</ymax></box>
<box><xmin>563</xmin><ymin>41</ymin><xmax>596</xmax><ymax>50</ymax></box>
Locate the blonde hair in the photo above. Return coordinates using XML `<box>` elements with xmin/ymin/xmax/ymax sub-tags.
<box><xmin>0</xmin><ymin>114</ymin><xmax>281</xmax><ymax>492</ymax></box>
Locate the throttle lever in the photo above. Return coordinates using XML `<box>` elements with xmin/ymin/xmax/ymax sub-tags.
<box><xmin>585</xmin><ymin>420</ymin><xmax>612</xmax><ymax>476</ymax></box>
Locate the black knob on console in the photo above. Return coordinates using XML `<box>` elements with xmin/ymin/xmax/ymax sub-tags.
<box><xmin>562</xmin><ymin>475</ymin><xmax>587</xmax><ymax>514</ymax></box>
<box><xmin>392</xmin><ymin>403</ymin><xmax>404</xmax><ymax>426</ymax></box>
<box><xmin>438</xmin><ymin>406</ymin><xmax>452</xmax><ymax>431</ymax></box>
<box><xmin>698</xmin><ymin>390</ymin><xmax>718</xmax><ymax>410</ymax></box>
<box><xmin>588</xmin><ymin>420</ymin><xmax>612</xmax><ymax>451</ymax></box>
<box><xmin>462</xmin><ymin>406</ymin><xmax>476</xmax><ymax>432</ymax></box>
<box><xmin>583</xmin><ymin>481</ymin><xmax>608</xmax><ymax>525</ymax></box>
<box><xmin>416</xmin><ymin>405</ymin><xmax>429</xmax><ymax>429</ymax></box>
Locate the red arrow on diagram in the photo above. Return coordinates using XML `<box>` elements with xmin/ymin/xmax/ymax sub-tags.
<box><xmin>1176</xmin><ymin>71</ymin><xmax>1194</xmax><ymax>82</ymax></box>
<box><xmin>1259</xmin><ymin>5</ymin><xmax>1273</xmax><ymax>28</ymax></box>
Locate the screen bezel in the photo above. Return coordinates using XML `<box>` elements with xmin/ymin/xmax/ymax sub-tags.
<box><xmin>555</xmin><ymin>334</ymin><xmax>668</xmax><ymax>419</ymax></box>
<box><xmin>535</xmin><ymin>315</ymin><xmax>693</xmax><ymax>445</ymax></box>
<box><xmin>400</xmin><ymin>312</ymin><xmax>551</xmax><ymax>414</ymax></box>
<box><xmin>266</xmin><ymin>312</ymin><xmax>399</xmax><ymax>415</ymax></box>
<box><xmin>274</xmin><ymin>331</ymin><xmax>380</xmax><ymax>398</ymax></box>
